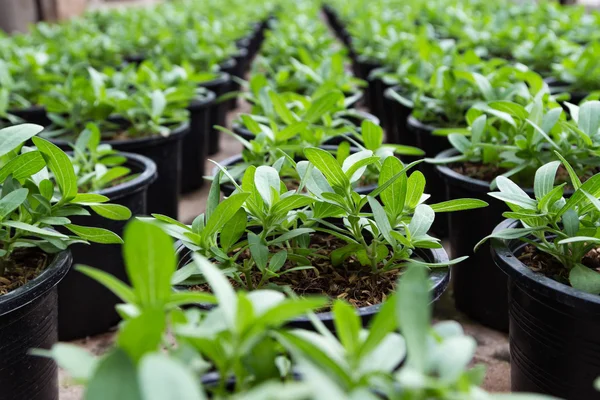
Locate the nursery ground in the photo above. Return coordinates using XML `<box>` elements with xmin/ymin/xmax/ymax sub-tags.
<box><xmin>57</xmin><ymin>104</ymin><xmax>511</xmax><ymax>398</ymax></box>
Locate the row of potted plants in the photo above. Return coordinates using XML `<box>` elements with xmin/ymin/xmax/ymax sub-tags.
<box><xmin>0</xmin><ymin>3</ymin><xmax>276</xmax><ymax>397</ymax></box>
<box><xmin>0</xmin><ymin>123</ymin><xmax>154</xmax><ymax>399</ymax></box>
<box><xmin>42</xmin><ymin>218</ymin><xmax>562</xmax><ymax>399</ymax></box>
<box><xmin>323</xmin><ymin>0</ymin><xmax>600</xmax><ymax>397</ymax></box>
<box><xmin>0</xmin><ymin>0</ymin><xmax>276</xmax><ymax>220</ymax></box>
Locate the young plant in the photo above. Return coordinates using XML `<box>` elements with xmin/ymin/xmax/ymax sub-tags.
<box><xmin>298</xmin><ymin>148</ymin><xmax>487</xmax><ymax>274</ymax></box>
<box><xmin>47</xmin><ymin>219</ymin><xmax>324</xmax><ymax>399</ymax></box>
<box><xmin>0</xmin><ymin>124</ymin><xmax>127</xmax><ymax>286</ymax></box>
<box><xmin>429</xmin><ymin>95</ymin><xmax>598</xmax><ymax>187</ymax></box>
<box><xmin>148</xmin><ymin>165</ymin><xmax>316</xmax><ymax>291</ymax></box>
<box><xmin>70</xmin><ymin>123</ymin><xmax>136</xmax><ymax>192</ymax></box>
<box><xmin>478</xmin><ymin>156</ymin><xmax>600</xmax><ymax>294</ymax></box>
<box><xmin>45</xmin><ymin>220</ymin><xmax>558</xmax><ymax>400</ymax></box>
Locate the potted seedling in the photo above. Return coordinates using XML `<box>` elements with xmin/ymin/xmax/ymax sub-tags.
<box><xmin>233</xmin><ymin>87</ymin><xmax>374</xmax><ymax>145</ymax></box>
<box><xmin>0</xmin><ymin>124</ymin><xmax>124</xmax><ymax>400</ymax></box>
<box><xmin>40</xmin><ymin>67</ymin><xmax>191</xmax><ymax>219</ymax></box>
<box><xmin>153</xmin><ymin>142</ymin><xmax>485</xmax><ymax>328</ymax></box>
<box><xmin>57</xmin><ymin>123</ymin><xmax>157</xmax><ymax>340</ymax></box>
<box><xmin>219</xmin><ymin>118</ymin><xmax>422</xmax><ymax>197</ymax></box>
<box><xmin>548</xmin><ymin>42</ymin><xmax>600</xmax><ymax>104</ymax></box>
<box><xmin>484</xmin><ymin>160</ymin><xmax>600</xmax><ymax>399</ymax></box>
<box><xmin>111</xmin><ymin>61</ymin><xmax>217</xmax><ymax>193</ymax></box>
<box><xmin>0</xmin><ymin>52</ymin><xmax>56</xmax><ymax>126</ymax></box>
<box><xmin>429</xmin><ymin>97</ymin><xmax>598</xmax><ymax>331</ymax></box>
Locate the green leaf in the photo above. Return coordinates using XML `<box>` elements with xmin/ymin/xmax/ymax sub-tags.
<box><xmin>368</xmin><ymin>197</ymin><xmax>396</xmax><ymax>246</ymax></box>
<box><xmin>91</xmin><ymin>204</ymin><xmax>132</xmax><ymax>221</ymax></box>
<box><xmin>488</xmin><ymin>192</ymin><xmax>537</xmax><ymax>210</ymax></box>
<box><xmin>123</xmin><ymin>220</ymin><xmax>175</xmax><ymax>308</ymax></box>
<box><xmin>269</xmin><ymin>91</ymin><xmax>296</xmax><ymax>125</ymax></box>
<box><xmin>117</xmin><ymin>308</ymin><xmax>165</xmax><ymax>362</ymax></box>
<box><xmin>578</xmin><ymin>101</ymin><xmax>600</xmax><ymax>137</ymax></box>
<box><xmin>488</xmin><ymin>101</ymin><xmax>528</xmax><ymax>120</ymax></box>
<box><xmin>332</xmin><ymin>300</ymin><xmax>361</xmax><ymax>354</ymax></box>
<box><xmin>85</xmin><ymin>349</ymin><xmax>142</xmax><ymax>400</ymax></box>
<box><xmin>271</xmin><ymin>194</ymin><xmax>314</xmax><ymax>216</ymax></box>
<box><xmin>569</xmin><ymin>264</ymin><xmax>600</xmax><ymax>294</ymax></box>
<box><xmin>76</xmin><ymin>265</ymin><xmax>137</xmax><ymax>303</ymax></box>
<box><xmin>397</xmin><ymin>265</ymin><xmax>430</xmax><ymax>373</ymax></box>
<box><xmin>2</xmin><ymin>221</ymin><xmax>67</xmax><ymax>238</ymax></box>
<box><xmin>255</xmin><ymin>166</ymin><xmax>280</xmax><ymax>207</ymax></box>
<box><xmin>361</xmin><ymin>120</ymin><xmax>383</xmax><ymax>151</ymax></box>
<box><xmin>32</xmin><ymin>137</ymin><xmax>77</xmax><ymax>202</ymax></box>
<box><xmin>534</xmin><ymin>161</ymin><xmax>560</xmax><ymax>200</ymax></box>
<box><xmin>304</xmin><ymin>92</ymin><xmax>343</xmax><ymax>124</ymax></box>
<box><xmin>65</xmin><ymin>224</ymin><xmax>123</xmax><ymax>244</ymax></box>
<box><xmin>71</xmin><ymin>193</ymin><xmax>110</xmax><ymax>205</ymax></box>
<box><xmin>0</xmin><ymin>124</ymin><xmax>43</xmax><ymax>157</ymax></box>
<box><xmin>41</xmin><ymin>343</ymin><xmax>97</xmax><ymax>382</ymax></box>
<box><xmin>202</xmin><ymin>192</ymin><xmax>249</xmax><ymax>242</ymax></box>
<box><xmin>430</xmin><ymin>199</ymin><xmax>488</xmax><ymax>212</ymax></box>
<box><xmin>0</xmin><ymin>188</ymin><xmax>28</xmax><ymax>220</ymax></box>
<box><xmin>205</xmin><ymin>171</ymin><xmax>221</xmax><ymax>223</ymax></box>
<box><xmin>0</xmin><ymin>151</ymin><xmax>46</xmax><ymax>182</ymax></box>
<box><xmin>304</xmin><ymin>148</ymin><xmax>348</xmax><ymax>190</ymax></box>
<box><xmin>192</xmin><ymin>253</ymin><xmax>237</xmax><ymax>328</ymax></box>
<box><xmin>220</xmin><ymin>208</ymin><xmax>247</xmax><ymax>251</ymax></box>
<box><xmin>554</xmin><ymin>151</ymin><xmax>581</xmax><ymax>191</ymax></box>
<box><xmin>474</xmin><ymin>227</ymin><xmax>542</xmax><ymax>251</ymax></box>
<box><xmin>358</xmin><ymin>293</ymin><xmax>397</xmax><ymax>358</ymax></box>
<box><xmin>248</xmin><ymin>232</ymin><xmax>269</xmax><ymax>272</ymax></box>
<box><xmin>151</xmin><ymin>90</ymin><xmax>167</xmax><ymax>118</ymax></box>
<box><xmin>139</xmin><ymin>354</ymin><xmax>207</xmax><ymax>400</ymax></box>
<box><xmin>379</xmin><ymin>156</ymin><xmax>406</xmax><ymax>220</ymax></box>
<box><xmin>408</xmin><ymin>204</ymin><xmax>435</xmax><ymax>237</ymax></box>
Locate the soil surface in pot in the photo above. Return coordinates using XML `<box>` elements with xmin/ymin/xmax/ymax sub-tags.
<box><xmin>451</xmin><ymin>162</ymin><xmax>507</xmax><ymax>182</ymax></box>
<box><xmin>519</xmin><ymin>245</ymin><xmax>600</xmax><ymax>287</ymax></box>
<box><xmin>0</xmin><ymin>249</ymin><xmax>49</xmax><ymax>295</ymax></box>
<box><xmin>451</xmin><ymin>162</ymin><xmax>598</xmax><ymax>188</ymax></box>
<box><xmin>191</xmin><ymin>233</ymin><xmax>403</xmax><ymax>309</ymax></box>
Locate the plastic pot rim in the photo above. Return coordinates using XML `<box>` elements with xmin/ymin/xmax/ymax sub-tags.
<box><xmin>173</xmin><ymin>242</ymin><xmax>450</xmax><ymax>322</ymax></box>
<box><xmin>491</xmin><ymin>218</ymin><xmax>600</xmax><ymax>310</ymax></box>
<box><xmin>0</xmin><ymin>250</ymin><xmax>72</xmax><ymax>317</ymax></box>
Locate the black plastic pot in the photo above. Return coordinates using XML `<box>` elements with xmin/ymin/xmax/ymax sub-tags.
<box><xmin>9</xmin><ymin>105</ymin><xmax>51</xmax><ymax>127</ymax></box>
<box><xmin>199</xmin><ymin>72</ymin><xmax>232</xmax><ymax>156</ymax></box>
<box><xmin>352</xmin><ymin>58</ymin><xmax>381</xmax><ymax>107</ymax></box>
<box><xmin>58</xmin><ymin>153</ymin><xmax>157</xmax><ymax>341</ymax></box>
<box><xmin>0</xmin><ymin>250</ymin><xmax>72</xmax><ymax>400</ymax></box>
<box><xmin>407</xmin><ymin>116</ymin><xmax>451</xmax><ymax>237</ymax></box>
<box><xmin>219</xmin><ymin>58</ymin><xmax>239</xmax><ymax>111</ymax></box>
<box><xmin>383</xmin><ymin>86</ymin><xmax>413</xmax><ymax>146</ymax></box>
<box><xmin>434</xmin><ymin>148</ymin><xmax>535</xmax><ymax>332</ymax></box>
<box><xmin>48</xmin><ymin>123</ymin><xmax>188</xmax><ymax>220</ymax></box>
<box><xmin>492</xmin><ymin>218</ymin><xmax>600</xmax><ymax>398</ymax></box>
<box><xmin>182</xmin><ymin>91</ymin><xmax>216</xmax><ymax>193</ymax></box>
<box><xmin>175</xmin><ymin>244</ymin><xmax>449</xmax><ymax>331</ymax></box>
<box><xmin>214</xmin><ymin>147</ymin><xmax>378</xmax><ymax>198</ymax></box>
<box><xmin>366</xmin><ymin>74</ymin><xmax>392</xmax><ymax>126</ymax></box>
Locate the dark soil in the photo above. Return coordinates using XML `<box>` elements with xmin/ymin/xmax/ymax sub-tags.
<box><xmin>452</xmin><ymin>162</ymin><xmax>598</xmax><ymax>189</ymax></box>
<box><xmin>451</xmin><ymin>162</ymin><xmax>507</xmax><ymax>182</ymax></box>
<box><xmin>0</xmin><ymin>249</ymin><xmax>49</xmax><ymax>296</ymax></box>
<box><xmin>192</xmin><ymin>233</ymin><xmax>402</xmax><ymax>309</ymax></box>
<box><xmin>519</xmin><ymin>245</ymin><xmax>600</xmax><ymax>286</ymax></box>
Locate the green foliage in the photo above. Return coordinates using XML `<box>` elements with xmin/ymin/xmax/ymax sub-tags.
<box><xmin>43</xmin><ymin>223</ymin><xmax>558</xmax><ymax>399</ymax></box>
<box><xmin>0</xmin><ymin>124</ymin><xmax>127</xmax><ymax>278</ymax></box>
<box><xmin>479</xmin><ymin>158</ymin><xmax>600</xmax><ymax>294</ymax></box>
<box><xmin>429</xmin><ymin>96</ymin><xmax>600</xmax><ymax>188</ymax></box>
